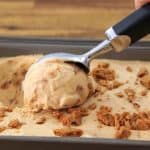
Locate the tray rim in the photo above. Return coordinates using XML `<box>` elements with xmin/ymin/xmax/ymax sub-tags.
<box><xmin>0</xmin><ymin>36</ymin><xmax>149</xmax><ymax>47</ymax></box>
<box><xmin>0</xmin><ymin>136</ymin><xmax>150</xmax><ymax>146</ymax></box>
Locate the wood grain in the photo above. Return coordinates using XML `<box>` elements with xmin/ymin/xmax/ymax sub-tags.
<box><xmin>0</xmin><ymin>0</ymin><xmax>149</xmax><ymax>40</ymax></box>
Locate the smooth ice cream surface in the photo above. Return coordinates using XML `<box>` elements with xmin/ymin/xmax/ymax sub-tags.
<box><xmin>22</xmin><ymin>60</ymin><xmax>90</xmax><ymax>110</ymax></box>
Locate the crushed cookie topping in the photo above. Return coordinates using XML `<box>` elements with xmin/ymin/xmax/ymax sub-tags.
<box><xmin>97</xmin><ymin>106</ymin><xmax>115</xmax><ymax>126</ymax></box>
<box><xmin>133</xmin><ymin>103</ymin><xmax>140</xmax><ymax>110</ymax></box>
<box><xmin>126</xmin><ymin>66</ymin><xmax>133</xmax><ymax>72</ymax></box>
<box><xmin>0</xmin><ymin>80</ymin><xmax>12</xmax><ymax>89</ymax></box>
<box><xmin>5</xmin><ymin>107</ymin><xmax>12</xmax><ymax>112</ymax></box>
<box><xmin>115</xmin><ymin>92</ymin><xmax>124</xmax><ymax>98</ymax></box>
<box><xmin>0</xmin><ymin>107</ymin><xmax>12</xmax><ymax>118</ymax></box>
<box><xmin>92</xmin><ymin>87</ymin><xmax>104</xmax><ymax>97</ymax></box>
<box><xmin>87</xmin><ymin>103</ymin><xmax>97</xmax><ymax>110</ymax></box>
<box><xmin>53</xmin><ymin>127</ymin><xmax>83</xmax><ymax>137</ymax></box>
<box><xmin>107</xmin><ymin>80</ymin><xmax>123</xmax><ymax>90</ymax></box>
<box><xmin>141</xmin><ymin>90</ymin><xmax>148</xmax><ymax>96</ymax></box>
<box><xmin>13</xmin><ymin>71</ymin><xmax>27</xmax><ymax>86</ymax></box>
<box><xmin>8</xmin><ymin>119</ymin><xmax>23</xmax><ymax>129</ymax></box>
<box><xmin>51</xmin><ymin>107</ymin><xmax>88</xmax><ymax>127</ymax></box>
<box><xmin>136</xmin><ymin>67</ymin><xmax>150</xmax><ymax>90</ymax></box>
<box><xmin>115</xmin><ymin>126</ymin><xmax>131</xmax><ymax>139</ymax></box>
<box><xmin>98</xmin><ymin>63</ymin><xmax>110</xmax><ymax>68</ymax></box>
<box><xmin>140</xmin><ymin>75</ymin><xmax>150</xmax><ymax>90</ymax></box>
<box><xmin>138</xmin><ymin>67</ymin><xmax>148</xmax><ymax>78</ymax></box>
<box><xmin>99</xmin><ymin>79</ymin><xmax>108</xmax><ymax>87</ymax></box>
<box><xmin>0</xmin><ymin>109</ymin><xmax>5</xmax><ymax>118</ymax></box>
<box><xmin>99</xmin><ymin>80</ymin><xmax>123</xmax><ymax>90</ymax></box>
<box><xmin>97</xmin><ymin>105</ymin><xmax>150</xmax><ymax>139</ymax></box>
<box><xmin>91</xmin><ymin>63</ymin><xmax>115</xmax><ymax>81</ymax></box>
<box><xmin>0</xmin><ymin>63</ymin><xmax>28</xmax><ymax>90</ymax></box>
<box><xmin>0</xmin><ymin>126</ymin><xmax>6</xmax><ymax>133</ymax></box>
<box><xmin>91</xmin><ymin>63</ymin><xmax>124</xmax><ymax>91</ymax></box>
<box><xmin>35</xmin><ymin>117</ymin><xmax>46</xmax><ymax>124</ymax></box>
<box><xmin>92</xmin><ymin>67</ymin><xmax>115</xmax><ymax>81</ymax></box>
<box><xmin>124</xmin><ymin>88</ymin><xmax>136</xmax><ymax>102</ymax></box>
<box><xmin>87</xmin><ymin>82</ymin><xmax>94</xmax><ymax>97</ymax></box>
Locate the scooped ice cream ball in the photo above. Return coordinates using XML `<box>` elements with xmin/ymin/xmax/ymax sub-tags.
<box><xmin>22</xmin><ymin>60</ymin><xmax>90</xmax><ymax>110</ymax></box>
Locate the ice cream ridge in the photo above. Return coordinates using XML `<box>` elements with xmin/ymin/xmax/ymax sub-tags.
<box><xmin>22</xmin><ymin>59</ymin><xmax>90</xmax><ymax>110</ymax></box>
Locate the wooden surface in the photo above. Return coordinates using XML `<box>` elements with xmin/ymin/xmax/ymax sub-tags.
<box><xmin>0</xmin><ymin>0</ymin><xmax>149</xmax><ymax>40</ymax></box>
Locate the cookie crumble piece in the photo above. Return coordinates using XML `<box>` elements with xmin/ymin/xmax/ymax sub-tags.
<box><xmin>87</xmin><ymin>103</ymin><xmax>97</xmax><ymax>110</ymax></box>
<box><xmin>8</xmin><ymin>119</ymin><xmax>23</xmax><ymax>129</ymax></box>
<box><xmin>124</xmin><ymin>88</ymin><xmax>136</xmax><ymax>102</ymax></box>
<box><xmin>138</xmin><ymin>67</ymin><xmax>148</xmax><ymax>78</ymax></box>
<box><xmin>0</xmin><ymin>126</ymin><xmax>6</xmax><ymax>133</ymax></box>
<box><xmin>35</xmin><ymin>117</ymin><xmax>46</xmax><ymax>124</ymax></box>
<box><xmin>115</xmin><ymin>92</ymin><xmax>124</xmax><ymax>98</ymax></box>
<box><xmin>140</xmin><ymin>75</ymin><xmax>150</xmax><ymax>90</ymax></box>
<box><xmin>115</xmin><ymin>126</ymin><xmax>131</xmax><ymax>139</ymax></box>
<box><xmin>53</xmin><ymin>128</ymin><xmax>83</xmax><ymax>137</ymax></box>
<box><xmin>126</xmin><ymin>66</ymin><xmax>133</xmax><ymax>72</ymax></box>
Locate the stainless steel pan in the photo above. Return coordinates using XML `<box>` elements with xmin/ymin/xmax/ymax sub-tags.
<box><xmin>0</xmin><ymin>37</ymin><xmax>149</xmax><ymax>150</ymax></box>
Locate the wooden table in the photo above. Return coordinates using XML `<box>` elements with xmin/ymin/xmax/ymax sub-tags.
<box><xmin>0</xmin><ymin>0</ymin><xmax>149</xmax><ymax>40</ymax></box>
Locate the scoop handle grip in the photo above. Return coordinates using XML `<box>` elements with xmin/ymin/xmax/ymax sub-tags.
<box><xmin>112</xmin><ymin>3</ymin><xmax>150</xmax><ymax>44</ymax></box>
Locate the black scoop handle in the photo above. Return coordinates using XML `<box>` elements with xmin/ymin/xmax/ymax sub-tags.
<box><xmin>112</xmin><ymin>3</ymin><xmax>150</xmax><ymax>44</ymax></box>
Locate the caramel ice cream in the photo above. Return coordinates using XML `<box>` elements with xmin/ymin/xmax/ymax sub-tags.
<box><xmin>0</xmin><ymin>55</ymin><xmax>150</xmax><ymax>140</ymax></box>
<box><xmin>22</xmin><ymin>60</ymin><xmax>90</xmax><ymax>110</ymax></box>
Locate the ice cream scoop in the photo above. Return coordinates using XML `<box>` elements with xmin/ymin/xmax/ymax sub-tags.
<box><xmin>23</xmin><ymin>4</ymin><xmax>150</xmax><ymax>111</ymax></box>
<box><xmin>38</xmin><ymin>4</ymin><xmax>150</xmax><ymax>71</ymax></box>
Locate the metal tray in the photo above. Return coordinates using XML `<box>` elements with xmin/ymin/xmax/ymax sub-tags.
<box><xmin>0</xmin><ymin>37</ymin><xmax>150</xmax><ymax>150</ymax></box>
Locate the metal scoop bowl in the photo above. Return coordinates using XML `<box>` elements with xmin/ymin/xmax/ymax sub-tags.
<box><xmin>38</xmin><ymin>39</ymin><xmax>112</xmax><ymax>71</ymax></box>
